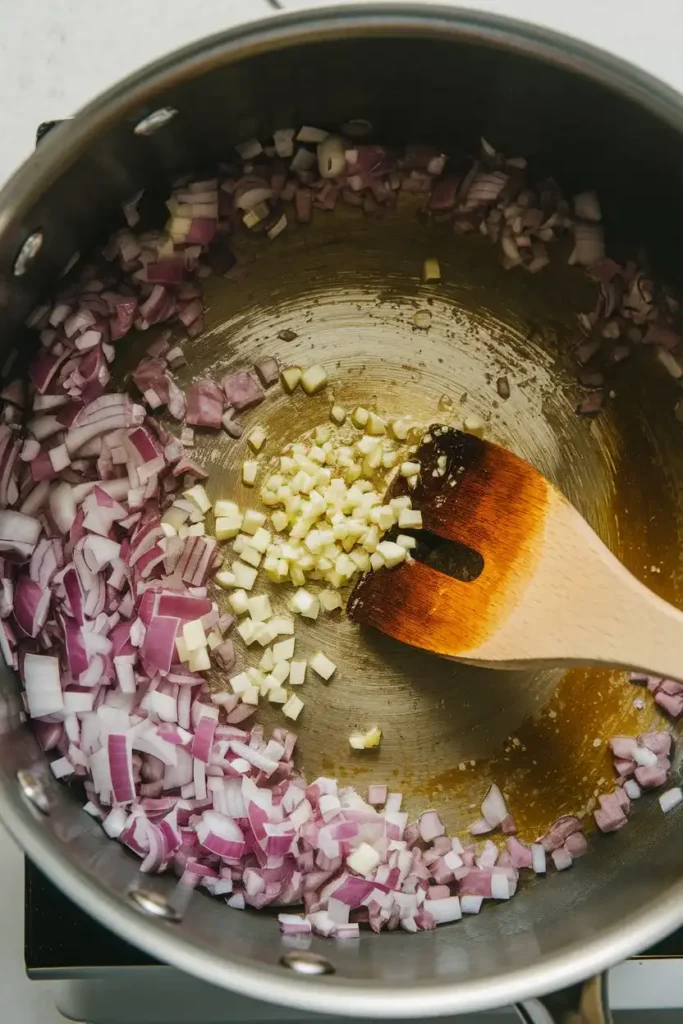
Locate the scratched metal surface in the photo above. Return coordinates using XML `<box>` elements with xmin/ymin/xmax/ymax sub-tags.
<box><xmin>116</xmin><ymin>197</ymin><xmax>682</xmax><ymax>841</ymax></box>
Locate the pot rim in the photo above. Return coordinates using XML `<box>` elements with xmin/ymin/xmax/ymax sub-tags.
<box><xmin>2</xmin><ymin>4</ymin><xmax>683</xmax><ymax>1016</ymax></box>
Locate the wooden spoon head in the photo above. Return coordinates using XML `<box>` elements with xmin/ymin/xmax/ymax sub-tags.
<box><xmin>347</xmin><ymin>425</ymin><xmax>552</xmax><ymax>657</ymax></box>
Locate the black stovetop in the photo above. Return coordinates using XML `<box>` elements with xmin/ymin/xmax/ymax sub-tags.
<box><xmin>24</xmin><ymin>860</ymin><xmax>683</xmax><ymax>972</ymax></box>
<box><xmin>25</xmin><ymin>861</ymin><xmax>156</xmax><ymax>970</ymax></box>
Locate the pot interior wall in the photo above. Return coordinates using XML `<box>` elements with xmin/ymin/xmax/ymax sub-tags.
<box><xmin>1</xmin><ymin>15</ymin><xmax>683</xmax><ymax>1011</ymax></box>
<box><xmin>6</xmin><ymin>28</ymin><xmax>683</xmax><ymax>326</ymax></box>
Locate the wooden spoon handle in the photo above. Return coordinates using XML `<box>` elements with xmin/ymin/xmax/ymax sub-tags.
<box><xmin>594</xmin><ymin>574</ymin><xmax>683</xmax><ymax>681</ymax></box>
<box><xmin>462</xmin><ymin>492</ymin><xmax>683</xmax><ymax>681</ymax></box>
<box><xmin>545</xmin><ymin>495</ymin><xmax>683</xmax><ymax>680</ymax></box>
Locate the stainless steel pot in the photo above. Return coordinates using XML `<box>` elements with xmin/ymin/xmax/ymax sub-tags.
<box><xmin>1</xmin><ymin>5</ymin><xmax>683</xmax><ymax>1020</ymax></box>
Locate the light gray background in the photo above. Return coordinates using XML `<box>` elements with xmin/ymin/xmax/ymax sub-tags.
<box><xmin>1</xmin><ymin>2</ymin><xmax>682</xmax><ymax>1020</ymax></box>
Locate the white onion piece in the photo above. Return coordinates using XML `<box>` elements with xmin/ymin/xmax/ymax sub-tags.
<box><xmin>469</xmin><ymin>818</ymin><xmax>494</xmax><ymax>836</ymax></box>
<box><xmin>71</xmin><ymin>479</ymin><xmax>130</xmax><ymax>503</ymax></box>
<box><xmin>481</xmin><ymin>783</ymin><xmax>508</xmax><ymax>828</ymax></box>
<box><xmin>460</xmin><ymin>895</ymin><xmax>483</xmax><ymax>915</ymax></box>
<box><xmin>531</xmin><ymin>844</ymin><xmax>547</xmax><ymax>874</ymax></box>
<box><xmin>659</xmin><ymin>788</ymin><xmax>683</xmax><ymax>813</ymax></box>
<box><xmin>49</xmin><ymin>483</ymin><xmax>77</xmax><ymax>534</ymax></box>
<box><xmin>573</xmin><ymin>191</ymin><xmax>601</xmax><ymax>222</ymax></box>
<box><xmin>427</xmin><ymin>896</ymin><xmax>462</xmax><ymax>923</ymax></box>
<box><xmin>632</xmin><ymin>746</ymin><xmax>657</xmax><ymax>767</ymax></box>
<box><xmin>624</xmin><ymin>779</ymin><xmax>641</xmax><ymax>800</ymax></box>
<box><xmin>20</xmin><ymin>481</ymin><xmax>50</xmax><ymax>518</ymax></box>
<box><xmin>491</xmin><ymin>873</ymin><xmax>512</xmax><ymax>898</ymax></box>
<box><xmin>23</xmin><ymin>653</ymin><xmax>63</xmax><ymax>717</ymax></box>
<box><xmin>0</xmin><ymin>510</ymin><xmax>41</xmax><ymax>562</ymax></box>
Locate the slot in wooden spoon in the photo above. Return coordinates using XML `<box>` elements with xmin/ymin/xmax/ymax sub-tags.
<box><xmin>347</xmin><ymin>425</ymin><xmax>683</xmax><ymax>680</ymax></box>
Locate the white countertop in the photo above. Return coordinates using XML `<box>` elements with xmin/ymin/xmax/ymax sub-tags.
<box><xmin>1</xmin><ymin>2</ymin><xmax>683</xmax><ymax>1021</ymax></box>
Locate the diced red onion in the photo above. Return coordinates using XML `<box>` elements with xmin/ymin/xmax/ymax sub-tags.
<box><xmin>11</xmin><ymin>128</ymin><xmax>668</xmax><ymax>943</ymax></box>
<box><xmin>594</xmin><ymin>792</ymin><xmax>629</xmax><ymax>833</ymax></box>
<box><xmin>564</xmin><ymin>833</ymin><xmax>588</xmax><ymax>858</ymax></box>
<box><xmin>551</xmin><ymin>848</ymin><xmax>573</xmax><ymax>872</ymax></box>
<box><xmin>367</xmin><ymin>784</ymin><xmax>387</xmax><ymax>806</ymax></box>
<box><xmin>540</xmin><ymin>815</ymin><xmax>583</xmax><ymax>852</ymax></box>
<box><xmin>141</xmin><ymin>615</ymin><xmax>180</xmax><ymax>674</ymax></box>
<box><xmin>221</xmin><ymin>371</ymin><xmax>264</xmax><ymax>411</ymax></box>
<box><xmin>506</xmin><ymin>836</ymin><xmax>533</xmax><ymax>869</ymax></box>
<box><xmin>253</xmin><ymin>357</ymin><xmax>279</xmax><ymax>388</ymax></box>
<box><xmin>13</xmin><ymin>577</ymin><xmax>51</xmax><ymax>637</ymax></box>
<box><xmin>185</xmin><ymin>380</ymin><xmax>224</xmax><ymax>430</ymax></box>
<box><xmin>108</xmin><ymin>734</ymin><xmax>135</xmax><ymax>804</ymax></box>
<box><xmin>418</xmin><ymin>810</ymin><xmax>445</xmax><ymax>842</ymax></box>
<box><xmin>468</xmin><ymin>818</ymin><xmax>493</xmax><ymax>836</ymax></box>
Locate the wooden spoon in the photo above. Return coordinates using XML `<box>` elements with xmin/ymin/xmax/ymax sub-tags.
<box><xmin>347</xmin><ymin>424</ymin><xmax>683</xmax><ymax>680</ymax></box>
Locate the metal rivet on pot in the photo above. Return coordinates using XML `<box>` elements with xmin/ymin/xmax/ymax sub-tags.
<box><xmin>128</xmin><ymin>887</ymin><xmax>181</xmax><ymax>921</ymax></box>
<box><xmin>280</xmin><ymin>951</ymin><xmax>335</xmax><ymax>976</ymax></box>
<box><xmin>17</xmin><ymin>770</ymin><xmax>50</xmax><ymax>814</ymax></box>
<box><xmin>128</xmin><ymin>887</ymin><xmax>181</xmax><ymax>920</ymax></box>
<box><xmin>134</xmin><ymin>107</ymin><xmax>178</xmax><ymax>136</ymax></box>
<box><xmin>13</xmin><ymin>231</ymin><xmax>43</xmax><ymax>277</ymax></box>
